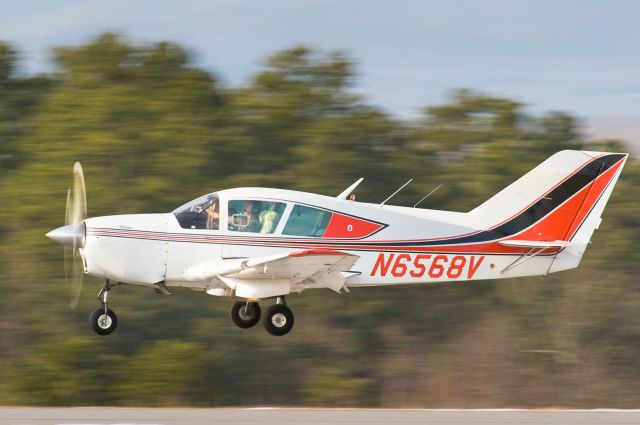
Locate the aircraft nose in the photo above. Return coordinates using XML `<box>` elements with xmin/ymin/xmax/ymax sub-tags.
<box><xmin>46</xmin><ymin>224</ymin><xmax>85</xmax><ymax>248</ymax></box>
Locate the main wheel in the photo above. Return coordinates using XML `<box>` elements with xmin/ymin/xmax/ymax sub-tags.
<box><xmin>230</xmin><ymin>301</ymin><xmax>261</xmax><ymax>328</ymax></box>
<box><xmin>263</xmin><ymin>304</ymin><xmax>294</xmax><ymax>336</ymax></box>
<box><xmin>90</xmin><ymin>308</ymin><xmax>118</xmax><ymax>336</ymax></box>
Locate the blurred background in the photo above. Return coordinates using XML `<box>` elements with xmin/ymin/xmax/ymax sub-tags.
<box><xmin>1</xmin><ymin>0</ymin><xmax>639</xmax><ymax>408</ymax></box>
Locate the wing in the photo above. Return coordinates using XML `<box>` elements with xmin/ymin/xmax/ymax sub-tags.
<box><xmin>184</xmin><ymin>249</ymin><xmax>359</xmax><ymax>299</ymax></box>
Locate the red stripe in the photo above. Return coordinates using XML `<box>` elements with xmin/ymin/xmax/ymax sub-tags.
<box><xmin>87</xmin><ymin>228</ymin><xmax>550</xmax><ymax>255</ymax></box>
<box><xmin>564</xmin><ymin>156</ymin><xmax>625</xmax><ymax>240</ymax></box>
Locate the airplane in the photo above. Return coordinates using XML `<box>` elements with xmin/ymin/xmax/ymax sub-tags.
<box><xmin>46</xmin><ymin>150</ymin><xmax>628</xmax><ymax>336</ymax></box>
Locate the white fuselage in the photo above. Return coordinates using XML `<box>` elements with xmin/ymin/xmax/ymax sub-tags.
<box><xmin>75</xmin><ymin>191</ymin><xmax>586</xmax><ymax>294</ymax></box>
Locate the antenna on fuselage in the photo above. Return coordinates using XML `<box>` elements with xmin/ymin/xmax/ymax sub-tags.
<box><xmin>379</xmin><ymin>179</ymin><xmax>413</xmax><ymax>207</ymax></box>
<box><xmin>337</xmin><ymin>178</ymin><xmax>364</xmax><ymax>200</ymax></box>
<box><xmin>413</xmin><ymin>184</ymin><xmax>443</xmax><ymax>208</ymax></box>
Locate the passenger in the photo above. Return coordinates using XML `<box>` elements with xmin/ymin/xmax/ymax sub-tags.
<box><xmin>259</xmin><ymin>203</ymin><xmax>280</xmax><ymax>233</ymax></box>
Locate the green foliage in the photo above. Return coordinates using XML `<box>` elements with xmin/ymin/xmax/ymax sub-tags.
<box><xmin>302</xmin><ymin>367</ymin><xmax>374</xmax><ymax>406</ymax></box>
<box><xmin>0</xmin><ymin>42</ymin><xmax>17</xmax><ymax>82</ymax></box>
<box><xmin>1</xmin><ymin>33</ymin><xmax>638</xmax><ymax>408</ymax></box>
<box><xmin>5</xmin><ymin>337</ymin><xmax>117</xmax><ymax>405</ymax></box>
<box><xmin>115</xmin><ymin>340</ymin><xmax>213</xmax><ymax>406</ymax></box>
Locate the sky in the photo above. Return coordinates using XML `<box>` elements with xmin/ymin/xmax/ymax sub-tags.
<box><xmin>1</xmin><ymin>0</ymin><xmax>639</xmax><ymax>147</ymax></box>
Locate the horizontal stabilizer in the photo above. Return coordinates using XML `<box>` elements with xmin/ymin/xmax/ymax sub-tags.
<box><xmin>499</xmin><ymin>240</ymin><xmax>571</xmax><ymax>248</ymax></box>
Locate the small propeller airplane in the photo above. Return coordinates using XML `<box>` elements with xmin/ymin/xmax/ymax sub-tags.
<box><xmin>47</xmin><ymin>150</ymin><xmax>628</xmax><ymax>336</ymax></box>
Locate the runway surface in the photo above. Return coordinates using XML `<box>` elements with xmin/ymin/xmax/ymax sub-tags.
<box><xmin>2</xmin><ymin>407</ymin><xmax>640</xmax><ymax>425</ymax></box>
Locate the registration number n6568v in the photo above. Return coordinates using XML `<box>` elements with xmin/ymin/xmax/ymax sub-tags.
<box><xmin>370</xmin><ymin>253</ymin><xmax>485</xmax><ymax>279</ymax></box>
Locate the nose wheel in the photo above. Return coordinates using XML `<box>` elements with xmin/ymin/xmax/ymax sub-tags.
<box><xmin>90</xmin><ymin>281</ymin><xmax>118</xmax><ymax>335</ymax></box>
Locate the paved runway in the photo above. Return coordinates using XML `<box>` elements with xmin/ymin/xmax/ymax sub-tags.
<box><xmin>1</xmin><ymin>407</ymin><xmax>639</xmax><ymax>425</ymax></box>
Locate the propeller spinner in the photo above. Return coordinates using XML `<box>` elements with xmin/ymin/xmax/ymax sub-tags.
<box><xmin>46</xmin><ymin>162</ymin><xmax>87</xmax><ymax>309</ymax></box>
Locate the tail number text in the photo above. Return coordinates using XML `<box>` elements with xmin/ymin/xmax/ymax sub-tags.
<box><xmin>370</xmin><ymin>253</ymin><xmax>484</xmax><ymax>279</ymax></box>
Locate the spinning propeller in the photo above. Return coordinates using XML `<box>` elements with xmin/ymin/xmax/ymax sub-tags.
<box><xmin>46</xmin><ymin>162</ymin><xmax>87</xmax><ymax>309</ymax></box>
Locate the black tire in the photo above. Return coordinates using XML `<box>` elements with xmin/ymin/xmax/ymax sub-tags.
<box><xmin>90</xmin><ymin>308</ymin><xmax>118</xmax><ymax>336</ymax></box>
<box><xmin>263</xmin><ymin>304</ymin><xmax>294</xmax><ymax>336</ymax></box>
<box><xmin>230</xmin><ymin>301</ymin><xmax>261</xmax><ymax>329</ymax></box>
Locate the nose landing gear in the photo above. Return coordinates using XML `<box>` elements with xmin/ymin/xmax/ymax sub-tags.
<box><xmin>90</xmin><ymin>280</ymin><xmax>118</xmax><ymax>335</ymax></box>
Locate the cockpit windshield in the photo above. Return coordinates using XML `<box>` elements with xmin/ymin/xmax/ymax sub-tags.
<box><xmin>173</xmin><ymin>193</ymin><xmax>219</xmax><ymax>230</ymax></box>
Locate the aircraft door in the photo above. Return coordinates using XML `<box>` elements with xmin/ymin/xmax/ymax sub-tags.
<box><xmin>166</xmin><ymin>193</ymin><xmax>223</xmax><ymax>281</ymax></box>
<box><xmin>222</xmin><ymin>199</ymin><xmax>288</xmax><ymax>258</ymax></box>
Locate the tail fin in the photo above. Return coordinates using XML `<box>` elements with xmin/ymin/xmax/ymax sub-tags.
<box><xmin>469</xmin><ymin>150</ymin><xmax>628</xmax><ymax>271</ymax></box>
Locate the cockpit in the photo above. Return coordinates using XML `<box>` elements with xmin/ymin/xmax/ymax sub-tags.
<box><xmin>173</xmin><ymin>194</ymin><xmax>290</xmax><ymax>233</ymax></box>
<box><xmin>173</xmin><ymin>193</ymin><xmax>220</xmax><ymax>230</ymax></box>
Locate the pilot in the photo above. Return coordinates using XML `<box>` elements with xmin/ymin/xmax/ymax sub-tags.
<box><xmin>227</xmin><ymin>207</ymin><xmax>238</xmax><ymax>231</ymax></box>
<box><xmin>205</xmin><ymin>201</ymin><xmax>219</xmax><ymax>230</ymax></box>
<box><xmin>193</xmin><ymin>196</ymin><xmax>218</xmax><ymax>230</ymax></box>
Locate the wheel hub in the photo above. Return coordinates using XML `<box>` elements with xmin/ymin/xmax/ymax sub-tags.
<box><xmin>239</xmin><ymin>306</ymin><xmax>253</xmax><ymax>321</ymax></box>
<box><xmin>98</xmin><ymin>314</ymin><xmax>112</xmax><ymax>329</ymax></box>
<box><xmin>271</xmin><ymin>313</ymin><xmax>287</xmax><ymax>328</ymax></box>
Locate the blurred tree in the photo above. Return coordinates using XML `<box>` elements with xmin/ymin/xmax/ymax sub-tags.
<box><xmin>0</xmin><ymin>42</ymin><xmax>52</xmax><ymax>177</ymax></box>
<box><xmin>302</xmin><ymin>366</ymin><xmax>373</xmax><ymax>406</ymax></box>
<box><xmin>222</xmin><ymin>46</ymin><xmax>362</xmax><ymax>185</ymax></box>
<box><xmin>0</xmin><ymin>42</ymin><xmax>17</xmax><ymax>81</ymax></box>
<box><xmin>116</xmin><ymin>340</ymin><xmax>213</xmax><ymax>406</ymax></box>
<box><xmin>407</xmin><ymin>90</ymin><xmax>587</xmax><ymax>212</ymax></box>
<box><xmin>5</xmin><ymin>337</ymin><xmax>119</xmax><ymax>405</ymax></box>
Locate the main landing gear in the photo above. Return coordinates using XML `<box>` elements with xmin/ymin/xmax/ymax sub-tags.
<box><xmin>90</xmin><ymin>280</ymin><xmax>118</xmax><ymax>335</ymax></box>
<box><xmin>230</xmin><ymin>296</ymin><xmax>294</xmax><ymax>336</ymax></box>
<box><xmin>230</xmin><ymin>301</ymin><xmax>261</xmax><ymax>328</ymax></box>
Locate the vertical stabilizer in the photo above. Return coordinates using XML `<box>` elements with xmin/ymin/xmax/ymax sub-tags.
<box><xmin>468</xmin><ymin>150</ymin><xmax>628</xmax><ymax>271</ymax></box>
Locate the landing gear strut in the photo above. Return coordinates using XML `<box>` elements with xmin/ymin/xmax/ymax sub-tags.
<box><xmin>228</xmin><ymin>296</ymin><xmax>294</xmax><ymax>336</ymax></box>
<box><xmin>230</xmin><ymin>301</ymin><xmax>261</xmax><ymax>328</ymax></box>
<box><xmin>90</xmin><ymin>280</ymin><xmax>118</xmax><ymax>335</ymax></box>
<box><xmin>263</xmin><ymin>296</ymin><xmax>294</xmax><ymax>336</ymax></box>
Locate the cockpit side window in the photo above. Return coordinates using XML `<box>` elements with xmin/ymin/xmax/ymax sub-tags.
<box><xmin>282</xmin><ymin>205</ymin><xmax>332</xmax><ymax>237</ymax></box>
<box><xmin>228</xmin><ymin>200</ymin><xmax>286</xmax><ymax>233</ymax></box>
<box><xmin>173</xmin><ymin>194</ymin><xmax>220</xmax><ymax>230</ymax></box>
